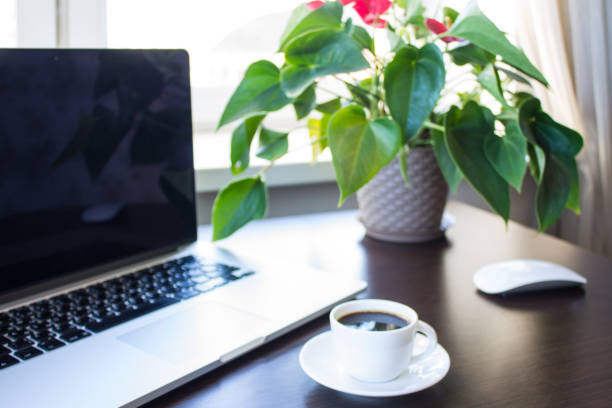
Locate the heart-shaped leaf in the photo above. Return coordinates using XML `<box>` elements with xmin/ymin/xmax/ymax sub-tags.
<box><xmin>212</xmin><ymin>176</ymin><xmax>268</xmax><ymax>241</ymax></box>
<box><xmin>445</xmin><ymin>101</ymin><xmax>510</xmax><ymax>222</ymax></box>
<box><xmin>431</xmin><ymin>129</ymin><xmax>462</xmax><ymax>193</ymax></box>
<box><xmin>536</xmin><ymin>153</ymin><xmax>570</xmax><ymax>231</ymax></box>
<box><xmin>230</xmin><ymin>115</ymin><xmax>265</xmax><ymax>175</ymax></box>
<box><xmin>218</xmin><ymin>60</ymin><xmax>293</xmax><ymax>129</ymax></box>
<box><xmin>383</xmin><ymin>44</ymin><xmax>445</xmax><ymax>142</ymax></box>
<box><xmin>446</xmin><ymin>0</ymin><xmax>548</xmax><ymax>86</ymax></box>
<box><xmin>532</xmin><ymin>111</ymin><xmax>583</xmax><ymax>157</ymax></box>
<box><xmin>328</xmin><ymin>105</ymin><xmax>402</xmax><ymax>204</ymax></box>
<box><xmin>281</xmin><ymin>30</ymin><xmax>370</xmax><ymax>97</ymax></box>
<box><xmin>293</xmin><ymin>83</ymin><xmax>317</xmax><ymax>120</ymax></box>
<box><xmin>278</xmin><ymin>1</ymin><xmax>343</xmax><ymax>52</ymax></box>
<box><xmin>484</xmin><ymin>120</ymin><xmax>527</xmax><ymax>192</ymax></box>
<box><xmin>519</xmin><ymin>97</ymin><xmax>583</xmax><ymax>157</ymax></box>
<box><xmin>256</xmin><ymin>127</ymin><xmax>289</xmax><ymax>161</ymax></box>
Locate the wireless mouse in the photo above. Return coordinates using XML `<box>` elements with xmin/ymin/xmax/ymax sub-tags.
<box><xmin>473</xmin><ymin>259</ymin><xmax>587</xmax><ymax>295</ymax></box>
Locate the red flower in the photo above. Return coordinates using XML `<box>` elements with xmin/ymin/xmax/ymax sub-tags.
<box><xmin>306</xmin><ymin>1</ymin><xmax>325</xmax><ymax>10</ymax></box>
<box><xmin>306</xmin><ymin>0</ymin><xmax>392</xmax><ymax>28</ymax></box>
<box><xmin>352</xmin><ymin>0</ymin><xmax>392</xmax><ymax>28</ymax></box>
<box><xmin>425</xmin><ymin>18</ymin><xmax>460</xmax><ymax>43</ymax></box>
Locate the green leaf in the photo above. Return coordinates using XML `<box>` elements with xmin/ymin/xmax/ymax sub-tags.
<box><xmin>346</xmin><ymin>80</ymin><xmax>373</xmax><ymax>107</ymax></box>
<box><xmin>316</xmin><ymin>98</ymin><xmax>342</xmax><ymax>114</ymax></box>
<box><xmin>483</xmin><ymin>120</ymin><xmax>527</xmax><ymax>192</ymax></box>
<box><xmin>519</xmin><ymin>97</ymin><xmax>583</xmax><ymax>157</ymax></box>
<box><xmin>281</xmin><ymin>29</ymin><xmax>370</xmax><ymax>97</ymax></box>
<box><xmin>497</xmin><ymin>66</ymin><xmax>532</xmax><ymax>86</ymax></box>
<box><xmin>446</xmin><ymin>0</ymin><xmax>548</xmax><ymax>86</ymax></box>
<box><xmin>445</xmin><ymin>102</ymin><xmax>510</xmax><ymax>222</ymax></box>
<box><xmin>383</xmin><ymin>44</ymin><xmax>445</xmax><ymax>142</ymax></box>
<box><xmin>562</xmin><ymin>156</ymin><xmax>580</xmax><ymax>213</ymax></box>
<box><xmin>527</xmin><ymin>142</ymin><xmax>545</xmax><ymax>182</ymax></box>
<box><xmin>443</xmin><ymin>7</ymin><xmax>459</xmax><ymax>24</ymax></box>
<box><xmin>293</xmin><ymin>83</ymin><xmax>316</xmax><ymax>120</ymax></box>
<box><xmin>307</xmin><ymin>113</ymin><xmax>331</xmax><ymax>162</ymax></box>
<box><xmin>218</xmin><ymin>60</ymin><xmax>293</xmax><ymax>129</ymax></box>
<box><xmin>448</xmin><ymin>43</ymin><xmax>494</xmax><ymax>68</ymax></box>
<box><xmin>532</xmin><ymin>111</ymin><xmax>583</xmax><ymax>157</ymax></box>
<box><xmin>230</xmin><ymin>115</ymin><xmax>265</xmax><ymax>175</ymax></box>
<box><xmin>536</xmin><ymin>153</ymin><xmax>570</xmax><ymax>231</ymax></box>
<box><xmin>518</xmin><ymin>97</ymin><xmax>540</xmax><ymax>145</ymax></box>
<box><xmin>431</xmin><ymin>129</ymin><xmax>462</xmax><ymax>193</ymax></box>
<box><xmin>477</xmin><ymin>63</ymin><xmax>510</xmax><ymax>108</ymax></box>
<box><xmin>212</xmin><ymin>176</ymin><xmax>268</xmax><ymax>241</ymax></box>
<box><xmin>328</xmin><ymin>105</ymin><xmax>402</xmax><ymax>204</ymax></box>
<box><xmin>343</xmin><ymin>17</ymin><xmax>353</xmax><ymax>35</ymax></box>
<box><xmin>351</xmin><ymin>25</ymin><xmax>374</xmax><ymax>52</ymax></box>
<box><xmin>278</xmin><ymin>1</ymin><xmax>343</xmax><ymax>52</ymax></box>
<box><xmin>256</xmin><ymin>127</ymin><xmax>288</xmax><ymax>160</ymax></box>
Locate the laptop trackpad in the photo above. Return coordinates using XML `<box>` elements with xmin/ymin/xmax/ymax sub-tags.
<box><xmin>119</xmin><ymin>301</ymin><xmax>270</xmax><ymax>365</ymax></box>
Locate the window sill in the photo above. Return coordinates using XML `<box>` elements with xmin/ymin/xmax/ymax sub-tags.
<box><xmin>194</xmin><ymin>132</ymin><xmax>335</xmax><ymax>193</ymax></box>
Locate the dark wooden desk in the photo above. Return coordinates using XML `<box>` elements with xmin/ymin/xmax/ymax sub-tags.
<box><xmin>146</xmin><ymin>201</ymin><xmax>612</xmax><ymax>407</ymax></box>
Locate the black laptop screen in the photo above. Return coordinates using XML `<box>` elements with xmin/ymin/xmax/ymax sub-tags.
<box><xmin>0</xmin><ymin>49</ymin><xmax>197</xmax><ymax>295</ymax></box>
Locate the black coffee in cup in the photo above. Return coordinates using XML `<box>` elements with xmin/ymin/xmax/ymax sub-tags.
<box><xmin>338</xmin><ymin>311</ymin><xmax>409</xmax><ymax>331</ymax></box>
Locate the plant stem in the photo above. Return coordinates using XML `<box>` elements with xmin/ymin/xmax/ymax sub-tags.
<box><xmin>423</xmin><ymin>120</ymin><xmax>445</xmax><ymax>132</ymax></box>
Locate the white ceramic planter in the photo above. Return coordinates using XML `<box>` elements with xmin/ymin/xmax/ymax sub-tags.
<box><xmin>356</xmin><ymin>147</ymin><xmax>449</xmax><ymax>243</ymax></box>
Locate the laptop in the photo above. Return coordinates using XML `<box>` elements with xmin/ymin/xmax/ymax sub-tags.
<box><xmin>0</xmin><ymin>49</ymin><xmax>366</xmax><ymax>407</ymax></box>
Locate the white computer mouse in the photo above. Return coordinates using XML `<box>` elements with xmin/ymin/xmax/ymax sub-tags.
<box><xmin>473</xmin><ymin>259</ymin><xmax>587</xmax><ymax>295</ymax></box>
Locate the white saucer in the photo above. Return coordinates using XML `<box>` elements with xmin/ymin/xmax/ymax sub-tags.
<box><xmin>299</xmin><ymin>331</ymin><xmax>450</xmax><ymax>397</ymax></box>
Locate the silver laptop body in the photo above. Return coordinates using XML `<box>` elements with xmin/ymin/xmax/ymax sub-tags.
<box><xmin>0</xmin><ymin>49</ymin><xmax>366</xmax><ymax>407</ymax></box>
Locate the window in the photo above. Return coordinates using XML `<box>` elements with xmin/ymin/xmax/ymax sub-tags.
<box><xmin>10</xmin><ymin>1</ymin><xmax>519</xmax><ymax>190</ymax></box>
<box><xmin>105</xmin><ymin>0</ymin><xmax>304</xmax><ymax>133</ymax></box>
<box><xmin>0</xmin><ymin>1</ymin><xmax>18</xmax><ymax>47</ymax></box>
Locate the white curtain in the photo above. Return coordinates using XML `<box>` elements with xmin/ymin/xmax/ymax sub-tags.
<box><xmin>517</xmin><ymin>0</ymin><xmax>612</xmax><ymax>256</ymax></box>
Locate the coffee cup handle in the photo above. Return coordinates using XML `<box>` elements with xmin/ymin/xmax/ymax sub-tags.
<box><xmin>411</xmin><ymin>320</ymin><xmax>438</xmax><ymax>365</ymax></box>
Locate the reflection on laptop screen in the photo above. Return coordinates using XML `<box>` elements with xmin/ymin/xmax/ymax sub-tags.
<box><xmin>0</xmin><ymin>49</ymin><xmax>197</xmax><ymax>295</ymax></box>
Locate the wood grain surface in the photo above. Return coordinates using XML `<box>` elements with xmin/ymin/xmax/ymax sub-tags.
<box><xmin>145</xmin><ymin>201</ymin><xmax>612</xmax><ymax>408</ymax></box>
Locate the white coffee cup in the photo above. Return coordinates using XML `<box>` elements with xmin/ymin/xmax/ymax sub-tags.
<box><xmin>329</xmin><ymin>299</ymin><xmax>438</xmax><ymax>383</ymax></box>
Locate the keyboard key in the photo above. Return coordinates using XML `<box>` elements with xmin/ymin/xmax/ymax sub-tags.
<box><xmin>0</xmin><ymin>354</ymin><xmax>19</xmax><ymax>369</ymax></box>
<box><xmin>85</xmin><ymin>297</ymin><xmax>179</xmax><ymax>333</ymax></box>
<box><xmin>37</xmin><ymin>338</ymin><xmax>66</xmax><ymax>351</ymax></box>
<box><xmin>14</xmin><ymin>346</ymin><xmax>43</xmax><ymax>360</ymax></box>
<box><xmin>60</xmin><ymin>328</ymin><xmax>91</xmax><ymax>343</ymax></box>
<box><xmin>0</xmin><ymin>345</ymin><xmax>11</xmax><ymax>355</ymax></box>
<box><xmin>7</xmin><ymin>338</ymin><xmax>33</xmax><ymax>351</ymax></box>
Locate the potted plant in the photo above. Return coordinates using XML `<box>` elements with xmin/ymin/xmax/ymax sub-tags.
<box><xmin>211</xmin><ymin>0</ymin><xmax>583</xmax><ymax>242</ymax></box>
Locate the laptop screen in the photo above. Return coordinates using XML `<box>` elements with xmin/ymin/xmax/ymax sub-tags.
<box><xmin>0</xmin><ymin>49</ymin><xmax>197</xmax><ymax>295</ymax></box>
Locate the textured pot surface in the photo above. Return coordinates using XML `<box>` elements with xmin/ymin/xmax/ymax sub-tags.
<box><xmin>356</xmin><ymin>147</ymin><xmax>449</xmax><ymax>243</ymax></box>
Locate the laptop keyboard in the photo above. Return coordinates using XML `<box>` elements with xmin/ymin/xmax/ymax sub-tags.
<box><xmin>0</xmin><ymin>255</ymin><xmax>254</xmax><ymax>370</ymax></box>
